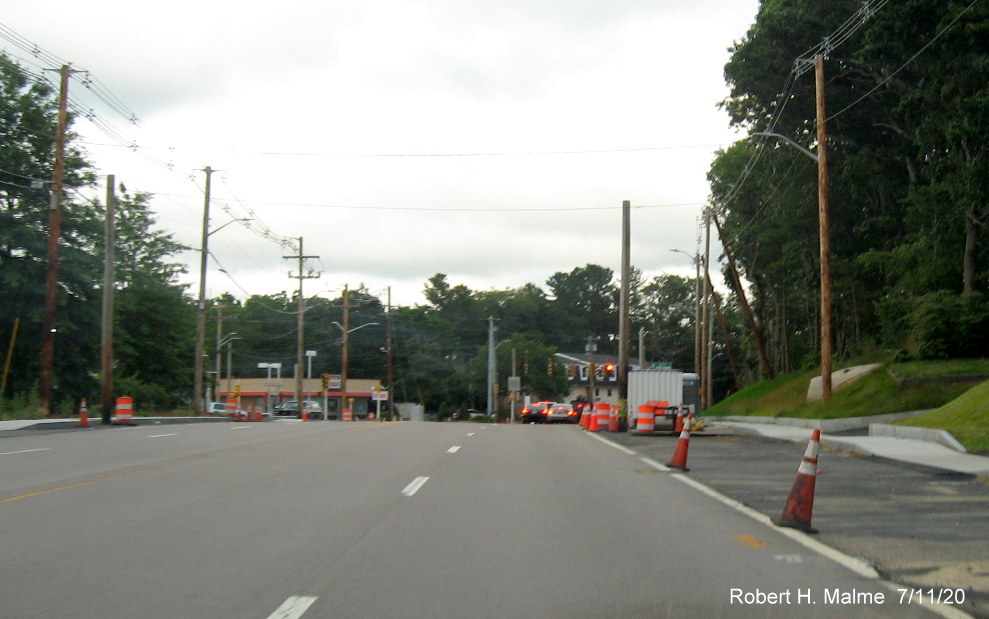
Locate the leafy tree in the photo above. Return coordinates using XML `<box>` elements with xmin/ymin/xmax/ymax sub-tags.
<box><xmin>0</xmin><ymin>53</ymin><xmax>97</xmax><ymax>407</ymax></box>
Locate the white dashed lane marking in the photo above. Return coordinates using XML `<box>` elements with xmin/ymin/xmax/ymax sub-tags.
<box><xmin>401</xmin><ymin>476</ymin><xmax>430</xmax><ymax>497</ymax></box>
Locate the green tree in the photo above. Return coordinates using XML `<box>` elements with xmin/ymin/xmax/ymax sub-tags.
<box><xmin>0</xmin><ymin>53</ymin><xmax>97</xmax><ymax>407</ymax></box>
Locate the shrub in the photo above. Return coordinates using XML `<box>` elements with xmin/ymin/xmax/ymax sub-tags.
<box><xmin>905</xmin><ymin>292</ymin><xmax>989</xmax><ymax>360</ymax></box>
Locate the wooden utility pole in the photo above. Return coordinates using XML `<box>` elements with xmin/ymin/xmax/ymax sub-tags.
<box><xmin>193</xmin><ymin>166</ymin><xmax>213</xmax><ymax>416</ymax></box>
<box><xmin>815</xmin><ymin>54</ymin><xmax>833</xmax><ymax>401</ymax></box>
<box><xmin>386</xmin><ymin>286</ymin><xmax>394</xmax><ymax>420</ymax></box>
<box><xmin>700</xmin><ymin>211</ymin><xmax>711</xmax><ymax>411</ymax></box>
<box><xmin>712</xmin><ymin>213</ymin><xmax>775</xmax><ymax>380</ymax></box>
<box><xmin>341</xmin><ymin>285</ymin><xmax>352</xmax><ymax>418</ymax></box>
<box><xmin>284</xmin><ymin>237</ymin><xmax>319</xmax><ymax>415</ymax></box>
<box><xmin>618</xmin><ymin>200</ymin><xmax>631</xmax><ymax>404</ymax></box>
<box><xmin>39</xmin><ymin>65</ymin><xmax>73</xmax><ymax>416</ymax></box>
<box><xmin>100</xmin><ymin>175</ymin><xmax>116</xmax><ymax>424</ymax></box>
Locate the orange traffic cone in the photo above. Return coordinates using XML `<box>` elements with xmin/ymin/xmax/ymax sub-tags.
<box><xmin>666</xmin><ymin>413</ymin><xmax>693</xmax><ymax>471</ymax></box>
<box><xmin>608</xmin><ymin>406</ymin><xmax>619</xmax><ymax>432</ymax></box>
<box><xmin>78</xmin><ymin>398</ymin><xmax>89</xmax><ymax>427</ymax></box>
<box><xmin>301</xmin><ymin>411</ymin><xmax>310</xmax><ymax>421</ymax></box>
<box><xmin>579</xmin><ymin>406</ymin><xmax>591</xmax><ymax>429</ymax></box>
<box><xmin>772</xmin><ymin>429</ymin><xmax>821</xmax><ymax>533</ymax></box>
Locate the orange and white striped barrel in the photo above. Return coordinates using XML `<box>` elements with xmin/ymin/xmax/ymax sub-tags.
<box><xmin>342</xmin><ymin>408</ymin><xmax>353</xmax><ymax>422</ymax></box>
<box><xmin>226</xmin><ymin>397</ymin><xmax>238</xmax><ymax>419</ymax></box>
<box><xmin>635</xmin><ymin>404</ymin><xmax>654</xmax><ymax>434</ymax></box>
<box><xmin>115</xmin><ymin>395</ymin><xmax>133</xmax><ymax>424</ymax></box>
<box><xmin>592</xmin><ymin>403</ymin><xmax>611</xmax><ymax>432</ymax></box>
<box><xmin>608</xmin><ymin>405</ymin><xmax>619</xmax><ymax>432</ymax></box>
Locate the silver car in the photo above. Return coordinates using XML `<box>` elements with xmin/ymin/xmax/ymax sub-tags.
<box><xmin>545</xmin><ymin>402</ymin><xmax>576</xmax><ymax>424</ymax></box>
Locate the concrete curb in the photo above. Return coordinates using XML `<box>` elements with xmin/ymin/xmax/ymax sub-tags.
<box><xmin>716</xmin><ymin>410</ymin><xmax>933</xmax><ymax>433</ymax></box>
<box><xmin>869</xmin><ymin>423</ymin><xmax>968</xmax><ymax>453</ymax></box>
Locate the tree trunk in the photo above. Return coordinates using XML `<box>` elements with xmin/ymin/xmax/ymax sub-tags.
<box><xmin>963</xmin><ymin>203</ymin><xmax>982</xmax><ymax>293</ymax></box>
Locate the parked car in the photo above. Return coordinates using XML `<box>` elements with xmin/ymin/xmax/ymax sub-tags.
<box><xmin>545</xmin><ymin>402</ymin><xmax>578</xmax><ymax>424</ymax></box>
<box><xmin>521</xmin><ymin>401</ymin><xmax>552</xmax><ymax>423</ymax></box>
<box><xmin>274</xmin><ymin>400</ymin><xmax>324</xmax><ymax>419</ymax></box>
<box><xmin>207</xmin><ymin>402</ymin><xmax>230</xmax><ymax>415</ymax></box>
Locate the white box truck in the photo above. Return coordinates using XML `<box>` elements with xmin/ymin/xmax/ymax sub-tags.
<box><xmin>627</xmin><ymin>369</ymin><xmax>684</xmax><ymax>431</ymax></box>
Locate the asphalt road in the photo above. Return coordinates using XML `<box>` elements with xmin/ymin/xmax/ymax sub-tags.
<box><xmin>603</xmin><ymin>425</ymin><xmax>989</xmax><ymax>618</ymax></box>
<box><xmin>0</xmin><ymin>421</ymin><xmax>968</xmax><ymax>618</ymax></box>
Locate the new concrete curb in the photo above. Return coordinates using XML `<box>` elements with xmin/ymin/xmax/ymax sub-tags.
<box><xmin>716</xmin><ymin>410</ymin><xmax>933</xmax><ymax>433</ymax></box>
<box><xmin>869</xmin><ymin>423</ymin><xmax>968</xmax><ymax>452</ymax></box>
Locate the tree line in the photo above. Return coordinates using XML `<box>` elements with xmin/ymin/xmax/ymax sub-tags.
<box><xmin>709</xmin><ymin>0</ymin><xmax>989</xmax><ymax>378</ymax></box>
<box><xmin>1</xmin><ymin>51</ymin><xmax>711</xmax><ymax>416</ymax></box>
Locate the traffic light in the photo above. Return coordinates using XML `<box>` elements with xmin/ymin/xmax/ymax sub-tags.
<box><xmin>232</xmin><ymin>383</ymin><xmax>241</xmax><ymax>397</ymax></box>
<box><xmin>547</xmin><ymin>361</ymin><xmax>554</xmax><ymax>375</ymax></box>
<box><xmin>321</xmin><ymin>373</ymin><xmax>330</xmax><ymax>390</ymax></box>
<box><xmin>604</xmin><ymin>363</ymin><xmax>615</xmax><ymax>378</ymax></box>
<box><xmin>567</xmin><ymin>363</ymin><xmax>576</xmax><ymax>378</ymax></box>
<box><xmin>523</xmin><ymin>362</ymin><xmax>529</xmax><ymax>374</ymax></box>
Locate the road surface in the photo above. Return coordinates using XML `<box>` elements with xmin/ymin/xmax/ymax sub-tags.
<box><xmin>0</xmin><ymin>421</ymin><xmax>960</xmax><ymax>618</ymax></box>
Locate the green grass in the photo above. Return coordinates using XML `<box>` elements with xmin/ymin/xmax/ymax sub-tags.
<box><xmin>706</xmin><ymin>358</ymin><xmax>988</xmax><ymax>451</ymax></box>
<box><xmin>893</xmin><ymin>380</ymin><xmax>989</xmax><ymax>453</ymax></box>
<box><xmin>890</xmin><ymin>358</ymin><xmax>989</xmax><ymax>379</ymax></box>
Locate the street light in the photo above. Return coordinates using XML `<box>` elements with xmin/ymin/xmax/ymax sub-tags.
<box><xmin>221</xmin><ymin>333</ymin><xmax>241</xmax><ymax>398</ymax></box>
<box><xmin>305</xmin><ymin>350</ymin><xmax>317</xmax><ymax>379</ymax></box>
<box><xmin>332</xmin><ymin>320</ymin><xmax>380</xmax><ymax>420</ymax></box>
<box><xmin>671</xmin><ymin>248</ymin><xmax>703</xmax><ymax>378</ymax></box>
<box><xmin>753</xmin><ymin>97</ymin><xmax>832</xmax><ymax>401</ymax></box>
<box><xmin>257</xmin><ymin>362</ymin><xmax>282</xmax><ymax>415</ymax></box>
<box><xmin>193</xmin><ymin>215</ymin><xmax>251</xmax><ymax>415</ymax></box>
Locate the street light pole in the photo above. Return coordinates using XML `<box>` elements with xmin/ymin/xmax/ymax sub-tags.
<box><xmin>193</xmin><ymin>166</ymin><xmax>213</xmax><ymax>416</ymax></box>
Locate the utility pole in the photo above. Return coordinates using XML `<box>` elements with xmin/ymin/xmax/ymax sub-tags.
<box><xmin>486</xmin><ymin>316</ymin><xmax>496</xmax><ymax>417</ymax></box>
<box><xmin>511</xmin><ymin>346</ymin><xmax>518</xmax><ymax>423</ymax></box>
<box><xmin>193</xmin><ymin>166</ymin><xmax>213</xmax><ymax>416</ymax></box>
<box><xmin>638</xmin><ymin>327</ymin><xmax>646</xmax><ymax>369</ymax></box>
<box><xmin>815</xmin><ymin>53</ymin><xmax>833</xmax><ymax>401</ymax></box>
<box><xmin>100</xmin><ymin>175</ymin><xmax>116</xmax><ymax>424</ymax></box>
<box><xmin>618</xmin><ymin>200</ymin><xmax>631</xmax><ymax>404</ymax></box>
<box><xmin>338</xmin><ymin>285</ymin><xmax>355</xmax><ymax>418</ymax></box>
<box><xmin>213</xmin><ymin>304</ymin><xmax>229</xmax><ymax>403</ymax></box>
<box><xmin>39</xmin><ymin>65</ymin><xmax>74</xmax><ymax>416</ymax></box>
<box><xmin>386</xmin><ymin>286</ymin><xmax>394</xmax><ymax>419</ymax></box>
<box><xmin>585</xmin><ymin>336</ymin><xmax>598</xmax><ymax>409</ymax></box>
<box><xmin>284</xmin><ymin>237</ymin><xmax>319</xmax><ymax>415</ymax></box>
<box><xmin>701</xmin><ymin>210</ymin><xmax>712</xmax><ymax>411</ymax></box>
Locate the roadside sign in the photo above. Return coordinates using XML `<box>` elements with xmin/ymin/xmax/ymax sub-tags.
<box><xmin>371</xmin><ymin>389</ymin><xmax>388</xmax><ymax>401</ymax></box>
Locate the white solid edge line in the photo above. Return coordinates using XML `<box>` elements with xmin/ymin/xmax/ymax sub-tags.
<box><xmin>587</xmin><ymin>432</ymin><xmax>878</xmax><ymax>578</ymax></box>
<box><xmin>585</xmin><ymin>431</ymin><xmax>635</xmax><ymax>455</ymax></box>
<box><xmin>401</xmin><ymin>476</ymin><xmax>430</xmax><ymax>497</ymax></box>
<box><xmin>147</xmin><ymin>433</ymin><xmax>177</xmax><ymax>438</ymax></box>
<box><xmin>584</xmin><ymin>433</ymin><xmax>963</xmax><ymax>598</ymax></box>
<box><xmin>670</xmin><ymin>472</ymin><xmax>878</xmax><ymax>579</ymax></box>
<box><xmin>267</xmin><ymin>596</ymin><xmax>318</xmax><ymax>619</ymax></box>
<box><xmin>230</xmin><ymin>425</ymin><xmax>253</xmax><ymax>430</ymax></box>
<box><xmin>447</xmin><ymin>445</ymin><xmax>461</xmax><ymax>453</ymax></box>
<box><xmin>0</xmin><ymin>448</ymin><xmax>51</xmax><ymax>456</ymax></box>
<box><xmin>639</xmin><ymin>456</ymin><xmax>671</xmax><ymax>473</ymax></box>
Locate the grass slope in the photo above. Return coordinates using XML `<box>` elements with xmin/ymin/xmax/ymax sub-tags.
<box><xmin>706</xmin><ymin>359</ymin><xmax>987</xmax><ymax>451</ymax></box>
<box><xmin>894</xmin><ymin>380</ymin><xmax>989</xmax><ymax>453</ymax></box>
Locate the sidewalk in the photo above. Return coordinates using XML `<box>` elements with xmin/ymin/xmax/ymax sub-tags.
<box><xmin>714</xmin><ymin>420</ymin><xmax>989</xmax><ymax>476</ymax></box>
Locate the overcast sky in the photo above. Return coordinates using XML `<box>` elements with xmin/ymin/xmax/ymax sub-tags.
<box><xmin>4</xmin><ymin>1</ymin><xmax>759</xmax><ymax>307</ymax></box>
